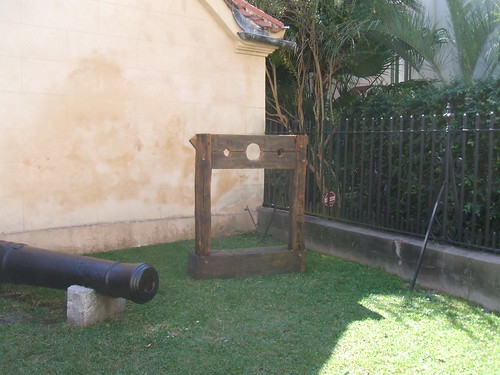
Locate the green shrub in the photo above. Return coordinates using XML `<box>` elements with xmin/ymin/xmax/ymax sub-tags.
<box><xmin>335</xmin><ymin>78</ymin><xmax>500</xmax><ymax>119</ymax></box>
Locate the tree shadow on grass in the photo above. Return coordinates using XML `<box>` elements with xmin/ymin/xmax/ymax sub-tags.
<box><xmin>0</xmin><ymin>235</ymin><xmax>393</xmax><ymax>375</ymax></box>
<box><xmin>131</xmin><ymin>240</ymin><xmax>389</xmax><ymax>375</ymax></box>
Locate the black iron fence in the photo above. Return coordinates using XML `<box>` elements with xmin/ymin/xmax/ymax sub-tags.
<box><xmin>264</xmin><ymin>111</ymin><xmax>499</xmax><ymax>254</ymax></box>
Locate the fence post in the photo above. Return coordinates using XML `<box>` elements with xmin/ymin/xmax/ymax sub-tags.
<box><xmin>442</xmin><ymin>103</ymin><xmax>455</xmax><ymax>239</ymax></box>
<box><xmin>410</xmin><ymin>104</ymin><xmax>455</xmax><ymax>291</ymax></box>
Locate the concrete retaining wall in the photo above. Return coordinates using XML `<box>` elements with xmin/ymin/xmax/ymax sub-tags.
<box><xmin>257</xmin><ymin>207</ymin><xmax>500</xmax><ymax>312</ymax></box>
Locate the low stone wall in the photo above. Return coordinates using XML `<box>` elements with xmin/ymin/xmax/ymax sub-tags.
<box><xmin>257</xmin><ymin>207</ymin><xmax>500</xmax><ymax>312</ymax></box>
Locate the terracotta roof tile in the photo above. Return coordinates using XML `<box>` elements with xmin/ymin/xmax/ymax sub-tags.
<box><xmin>225</xmin><ymin>0</ymin><xmax>286</xmax><ymax>33</ymax></box>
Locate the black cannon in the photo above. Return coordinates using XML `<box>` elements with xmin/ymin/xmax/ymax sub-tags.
<box><xmin>0</xmin><ymin>241</ymin><xmax>159</xmax><ymax>304</ymax></box>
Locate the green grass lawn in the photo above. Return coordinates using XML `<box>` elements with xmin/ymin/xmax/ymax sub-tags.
<box><xmin>1</xmin><ymin>232</ymin><xmax>498</xmax><ymax>375</ymax></box>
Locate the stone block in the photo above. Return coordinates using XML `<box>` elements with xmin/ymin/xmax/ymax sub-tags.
<box><xmin>67</xmin><ymin>285</ymin><xmax>126</xmax><ymax>327</ymax></box>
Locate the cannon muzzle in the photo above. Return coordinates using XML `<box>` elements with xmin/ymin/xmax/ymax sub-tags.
<box><xmin>0</xmin><ymin>241</ymin><xmax>159</xmax><ymax>304</ymax></box>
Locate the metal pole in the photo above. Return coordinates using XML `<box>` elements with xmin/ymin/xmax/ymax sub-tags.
<box><xmin>262</xmin><ymin>205</ymin><xmax>277</xmax><ymax>241</ymax></box>
<box><xmin>409</xmin><ymin>184</ymin><xmax>444</xmax><ymax>291</ymax></box>
<box><xmin>409</xmin><ymin>104</ymin><xmax>455</xmax><ymax>291</ymax></box>
<box><xmin>244</xmin><ymin>205</ymin><xmax>257</xmax><ymax>229</ymax></box>
<box><xmin>441</xmin><ymin>104</ymin><xmax>454</xmax><ymax>241</ymax></box>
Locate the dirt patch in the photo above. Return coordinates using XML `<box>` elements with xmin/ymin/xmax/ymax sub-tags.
<box><xmin>0</xmin><ymin>311</ymin><xmax>31</xmax><ymax>325</ymax></box>
<box><xmin>0</xmin><ymin>286</ymin><xmax>66</xmax><ymax>325</ymax></box>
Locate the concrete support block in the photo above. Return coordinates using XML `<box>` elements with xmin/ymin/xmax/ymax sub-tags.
<box><xmin>67</xmin><ymin>285</ymin><xmax>126</xmax><ymax>327</ymax></box>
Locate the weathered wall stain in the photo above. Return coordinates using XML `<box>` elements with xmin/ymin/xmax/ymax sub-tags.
<box><xmin>3</xmin><ymin>55</ymin><xmax>194</xmax><ymax>222</ymax></box>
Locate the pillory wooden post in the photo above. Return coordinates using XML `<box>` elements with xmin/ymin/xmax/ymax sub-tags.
<box><xmin>188</xmin><ymin>134</ymin><xmax>307</xmax><ymax>279</ymax></box>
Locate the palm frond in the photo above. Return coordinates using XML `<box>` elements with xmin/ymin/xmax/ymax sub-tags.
<box><xmin>446</xmin><ymin>0</ymin><xmax>499</xmax><ymax>80</ymax></box>
<box><xmin>369</xmin><ymin>4</ymin><xmax>448</xmax><ymax>81</ymax></box>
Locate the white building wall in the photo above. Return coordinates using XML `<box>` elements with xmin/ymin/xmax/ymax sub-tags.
<box><xmin>0</xmin><ymin>0</ymin><xmax>275</xmax><ymax>253</ymax></box>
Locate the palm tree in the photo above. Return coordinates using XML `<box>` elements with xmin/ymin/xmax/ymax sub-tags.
<box><xmin>446</xmin><ymin>0</ymin><xmax>499</xmax><ymax>80</ymax></box>
<box><xmin>372</xmin><ymin>0</ymin><xmax>499</xmax><ymax>82</ymax></box>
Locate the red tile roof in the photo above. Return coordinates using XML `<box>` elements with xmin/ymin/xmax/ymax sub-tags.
<box><xmin>225</xmin><ymin>0</ymin><xmax>285</xmax><ymax>33</ymax></box>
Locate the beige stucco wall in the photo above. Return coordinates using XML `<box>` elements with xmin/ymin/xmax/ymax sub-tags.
<box><xmin>0</xmin><ymin>0</ymin><xmax>278</xmax><ymax>253</ymax></box>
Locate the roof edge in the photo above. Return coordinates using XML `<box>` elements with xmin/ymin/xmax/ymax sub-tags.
<box><xmin>226</xmin><ymin>0</ymin><xmax>285</xmax><ymax>33</ymax></box>
<box><xmin>237</xmin><ymin>32</ymin><xmax>296</xmax><ymax>49</ymax></box>
<box><xmin>198</xmin><ymin>0</ymin><xmax>293</xmax><ymax>56</ymax></box>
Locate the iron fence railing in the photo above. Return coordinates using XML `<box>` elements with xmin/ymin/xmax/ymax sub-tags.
<box><xmin>264</xmin><ymin>111</ymin><xmax>499</xmax><ymax>254</ymax></box>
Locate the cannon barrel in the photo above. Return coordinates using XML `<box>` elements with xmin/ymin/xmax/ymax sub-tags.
<box><xmin>0</xmin><ymin>241</ymin><xmax>159</xmax><ymax>304</ymax></box>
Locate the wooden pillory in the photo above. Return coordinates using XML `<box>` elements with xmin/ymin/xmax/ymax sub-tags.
<box><xmin>188</xmin><ymin>133</ymin><xmax>308</xmax><ymax>279</ymax></box>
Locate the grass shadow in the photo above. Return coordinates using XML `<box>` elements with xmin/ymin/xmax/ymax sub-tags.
<box><xmin>0</xmin><ymin>232</ymin><xmax>497</xmax><ymax>374</ymax></box>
